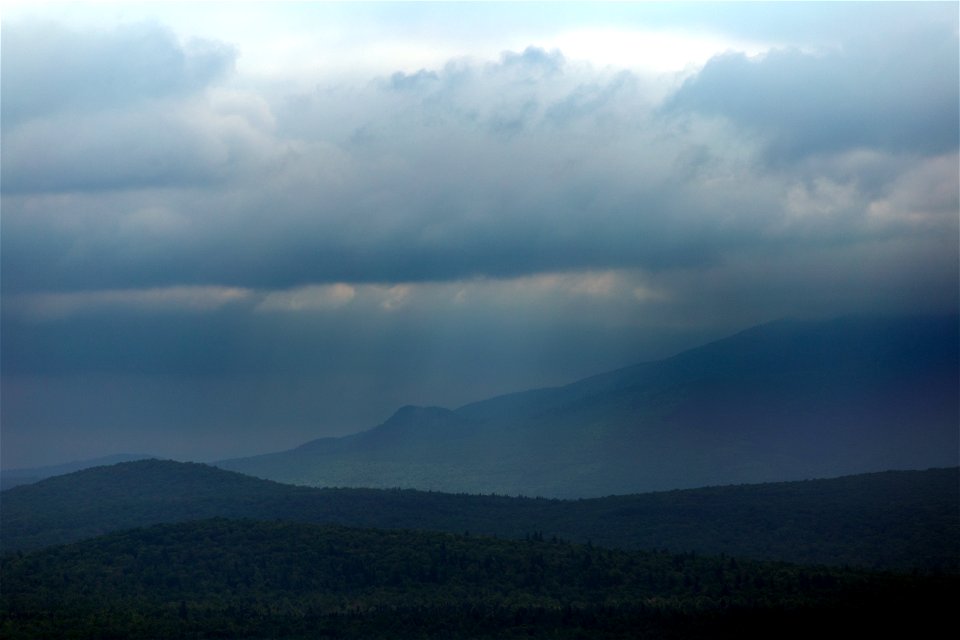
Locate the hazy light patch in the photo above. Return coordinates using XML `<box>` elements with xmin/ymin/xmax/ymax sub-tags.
<box><xmin>273</xmin><ymin>271</ymin><xmax>668</xmax><ymax>316</ymax></box>
<box><xmin>867</xmin><ymin>154</ymin><xmax>960</xmax><ymax>230</ymax></box>
<box><xmin>118</xmin><ymin>206</ymin><xmax>191</xmax><ymax>237</ymax></box>
<box><xmin>207</xmin><ymin>87</ymin><xmax>277</xmax><ymax>132</ymax></box>
<box><xmin>1</xmin><ymin>4</ymin><xmax>775</xmax><ymax>85</ymax></box>
<box><xmin>632</xmin><ymin>285</ymin><xmax>670</xmax><ymax>302</ymax></box>
<box><xmin>783</xmin><ymin>178</ymin><xmax>862</xmax><ymax>230</ymax></box>
<box><xmin>550</xmin><ymin>27</ymin><xmax>773</xmax><ymax>74</ymax></box>
<box><xmin>256</xmin><ymin>283</ymin><xmax>356</xmax><ymax>313</ymax></box>
<box><xmin>509</xmin><ymin>271</ymin><xmax>621</xmax><ymax>297</ymax></box>
<box><xmin>358</xmin><ymin>41</ymin><xmax>476</xmax><ymax>77</ymax></box>
<box><xmin>379</xmin><ymin>284</ymin><xmax>413</xmax><ymax>311</ymax></box>
<box><xmin>8</xmin><ymin>286</ymin><xmax>252</xmax><ymax>319</ymax></box>
<box><xmin>434</xmin><ymin>271</ymin><xmax>668</xmax><ymax>310</ymax></box>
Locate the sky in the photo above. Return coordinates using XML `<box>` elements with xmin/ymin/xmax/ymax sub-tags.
<box><xmin>2</xmin><ymin>2</ymin><xmax>958</xmax><ymax>469</ymax></box>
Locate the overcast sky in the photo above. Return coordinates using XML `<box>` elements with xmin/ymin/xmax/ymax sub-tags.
<box><xmin>2</xmin><ymin>2</ymin><xmax>958</xmax><ymax>468</ymax></box>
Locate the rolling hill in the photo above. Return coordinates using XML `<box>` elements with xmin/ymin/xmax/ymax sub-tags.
<box><xmin>2</xmin><ymin>459</ymin><xmax>956</xmax><ymax>572</ymax></box>
<box><xmin>218</xmin><ymin>315</ymin><xmax>959</xmax><ymax>497</ymax></box>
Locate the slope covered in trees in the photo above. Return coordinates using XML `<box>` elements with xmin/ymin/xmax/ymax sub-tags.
<box><xmin>2</xmin><ymin>518</ymin><xmax>956</xmax><ymax>640</ymax></box>
<box><xmin>3</xmin><ymin>460</ymin><xmax>956</xmax><ymax>572</ymax></box>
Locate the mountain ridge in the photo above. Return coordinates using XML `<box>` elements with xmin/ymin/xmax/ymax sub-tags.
<box><xmin>218</xmin><ymin>314</ymin><xmax>958</xmax><ymax>496</ymax></box>
<box><xmin>3</xmin><ymin>459</ymin><xmax>957</xmax><ymax>572</ymax></box>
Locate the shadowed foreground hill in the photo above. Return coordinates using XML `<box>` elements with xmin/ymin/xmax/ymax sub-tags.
<box><xmin>2</xmin><ymin>518</ymin><xmax>956</xmax><ymax>640</ymax></box>
<box><xmin>219</xmin><ymin>315</ymin><xmax>959</xmax><ymax>497</ymax></box>
<box><xmin>2</xmin><ymin>460</ymin><xmax>956</xmax><ymax>572</ymax></box>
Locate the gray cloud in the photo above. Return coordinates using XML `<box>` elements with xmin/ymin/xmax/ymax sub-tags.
<box><xmin>10</xmin><ymin>36</ymin><xmax>952</xmax><ymax>294</ymax></box>
<box><xmin>664</xmin><ymin>25</ymin><xmax>959</xmax><ymax>162</ymax></box>
<box><xmin>1</xmin><ymin>20</ymin><xmax>235</xmax><ymax>127</ymax></box>
<box><xmin>0</xmin><ymin>21</ymin><xmax>257</xmax><ymax>195</ymax></box>
<box><xmin>1</xmin><ymin>101</ymin><xmax>279</xmax><ymax>193</ymax></box>
<box><xmin>2</xmin><ymin>43</ymin><xmax>742</xmax><ymax>292</ymax></box>
<box><xmin>2</xmin><ymin>26</ymin><xmax>956</xmax><ymax>292</ymax></box>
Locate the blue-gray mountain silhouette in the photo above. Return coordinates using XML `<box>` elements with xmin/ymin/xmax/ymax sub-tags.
<box><xmin>218</xmin><ymin>315</ymin><xmax>958</xmax><ymax>497</ymax></box>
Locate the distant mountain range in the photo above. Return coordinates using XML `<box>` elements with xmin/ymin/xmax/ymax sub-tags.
<box><xmin>218</xmin><ymin>315</ymin><xmax>959</xmax><ymax>497</ymax></box>
<box><xmin>3</xmin><ymin>459</ymin><xmax>956</xmax><ymax>572</ymax></box>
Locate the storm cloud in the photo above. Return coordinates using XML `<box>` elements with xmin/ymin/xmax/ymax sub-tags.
<box><xmin>2</xmin><ymin>4</ymin><xmax>957</xmax><ymax>467</ymax></box>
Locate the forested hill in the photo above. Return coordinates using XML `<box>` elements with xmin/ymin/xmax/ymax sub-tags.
<box><xmin>2</xmin><ymin>517</ymin><xmax>956</xmax><ymax>640</ymax></box>
<box><xmin>3</xmin><ymin>460</ymin><xmax>956</xmax><ymax>572</ymax></box>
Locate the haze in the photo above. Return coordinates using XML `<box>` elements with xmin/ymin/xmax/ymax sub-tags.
<box><xmin>2</xmin><ymin>2</ymin><xmax>957</xmax><ymax>468</ymax></box>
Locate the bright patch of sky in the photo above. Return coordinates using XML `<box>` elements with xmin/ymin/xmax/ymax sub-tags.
<box><xmin>4</xmin><ymin>2</ymin><xmax>780</xmax><ymax>80</ymax></box>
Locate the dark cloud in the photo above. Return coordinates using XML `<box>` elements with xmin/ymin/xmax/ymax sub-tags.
<box><xmin>0</xmin><ymin>175</ymin><xmax>735</xmax><ymax>294</ymax></box>
<box><xmin>0</xmin><ymin>42</ymin><xmax>789</xmax><ymax>293</ymax></box>
<box><xmin>664</xmin><ymin>25</ymin><xmax>959</xmax><ymax>162</ymax></box>
<box><xmin>2</xmin><ymin>20</ymin><xmax>955</xmax><ymax>308</ymax></box>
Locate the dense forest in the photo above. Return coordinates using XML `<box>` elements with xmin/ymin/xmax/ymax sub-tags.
<box><xmin>3</xmin><ymin>460</ymin><xmax>957</xmax><ymax>571</ymax></box>
<box><xmin>4</xmin><ymin>460</ymin><xmax>956</xmax><ymax>637</ymax></box>
<box><xmin>2</xmin><ymin>518</ymin><xmax>956</xmax><ymax>639</ymax></box>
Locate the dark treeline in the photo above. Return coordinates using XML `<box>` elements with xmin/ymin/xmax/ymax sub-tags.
<box><xmin>3</xmin><ymin>460</ymin><xmax>957</xmax><ymax>572</ymax></box>
<box><xmin>2</xmin><ymin>518</ymin><xmax>956</xmax><ymax>639</ymax></box>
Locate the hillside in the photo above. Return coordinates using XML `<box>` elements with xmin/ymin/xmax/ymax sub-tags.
<box><xmin>2</xmin><ymin>518</ymin><xmax>956</xmax><ymax>640</ymax></box>
<box><xmin>2</xmin><ymin>460</ymin><xmax>956</xmax><ymax>572</ymax></box>
<box><xmin>218</xmin><ymin>315</ymin><xmax>959</xmax><ymax>497</ymax></box>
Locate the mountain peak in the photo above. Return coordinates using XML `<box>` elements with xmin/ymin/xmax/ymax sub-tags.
<box><xmin>373</xmin><ymin>405</ymin><xmax>470</xmax><ymax>440</ymax></box>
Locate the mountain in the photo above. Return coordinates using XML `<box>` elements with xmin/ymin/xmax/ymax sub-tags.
<box><xmin>3</xmin><ymin>459</ymin><xmax>956</xmax><ymax>572</ymax></box>
<box><xmin>4</xmin><ymin>518</ymin><xmax>956</xmax><ymax>640</ymax></box>
<box><xmin>0</xmin><ymin>453</ymin><xmax>154</xmax><ymax>490</ymax></box>
<box><xmin>218</xmin><ymin>315</ymin><xmax>959</xmax><ymax>497</ymax></box>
